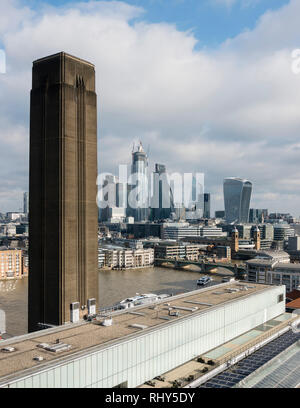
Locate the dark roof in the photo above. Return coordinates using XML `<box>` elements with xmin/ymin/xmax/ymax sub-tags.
<box><xmin>246</xmin><ymin>259</ymin><xmax>276</xmax><ymax>266</ymax></box>
<box><xmin>286</xmin><ymin>298</ymin><xmax>300</xmax><ymax>309</ymax></box>
<box><xmin>33</xmin><ymin>52</ymin><xmax>95</xmax><ymax>67</ymax></box>
<box><xmin>274</xmin><ymin>263</ymin><xmax>300</xmax><ymax>270</ymax></box>
<box><xmin>286</xmin><ymin>289</ymin><xmax>300</xmax><ymax>301</ymax></box>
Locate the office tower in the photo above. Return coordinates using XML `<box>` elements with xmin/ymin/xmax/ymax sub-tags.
<box><xmin>23</xmin><ymin>192</ymin><xmax>29</xmax><ymax>214</ymax></box>
<box><xmin>249</xmin><ymin>208</ymin><xmax>268</xmax><ymax>223</ymax></box>
<box><xmin>249</xmin><ymin>209</ymin><xmax>255</xmax><ymax>223</ymax></box>
<box><xmin>203</xmin><ymin>193</ymin><xmax>211</xmax><ymax>219</ymax></box>
<box><xmin>99</xmin><ymin>174</ymin><xmax>117</xmax><ymax>222</ymax></box>
<box><xmin>223</xmin><ymin>177</ymin><xmax>252</xmax><ymax>224</ymax></box>
<box><xmin>99</xmin><ymin>175</ymin><xmax>127</xmax><ymax>223</ymax></box>
<box><xmin>260</xmin><ymin>224</ymin><xmax>274</xmax><ymax>240</ymax></box>
<box><xmin>288</xmin><ymin>236</ymin><xmax>300</xmax><ymax>251</ymax></box>
<box><xmin>190</xmin><ymin>174</ymin><xmax>204</xmax><ymax>212</ymax></box>
<box><xmin>126</xmin><ymin>183</ymin><xmax>135</xmax><ymax>219</ymax></box>
<box><xmin>116</xmin><ymin>182</ymin><xmax>125</xmax><ymax>208</ymax></box>
<box><xmin>151</xmin><ymin>163</ymin><xmax>174</xmax><ymax>220</ymax></box>
<box><xmin>273</xmin><ymin>224</ymin><xmax>295</xmax><ymax>241</ymax></box>
<box><xmin>28</xmin><ymin>52</ymin><xmax>98</xmax><ymax>332</ymax></box>
<box><xmin>215</xmin><ymin>210</ymin><xmax>225</xmax><ymax>219</ymax></box>
<box><xmin>167</xmin><ymin>179</ymin><xmax>184</xmax><ymax>221</ymax></box>
<box><xmin>130</xmin><ymin>142</ymin><xmax>149</xmax><ymax>221</ymax></box>
<box><xmin>191</xmin><ymin>174</ymin><xmax>197</xmax><ymax>204</ymax></box>
<box><xmin>235</xmin><ymin>224</ymin><xmax>252</xmax><ymax>239</ymax></box>
<box><xmin>250</xmin><ymin>224</ymin><xmax>274</xmax><ymax>243</ymax></box>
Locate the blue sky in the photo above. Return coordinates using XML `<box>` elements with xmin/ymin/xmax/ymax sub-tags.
<box><xmin>34</xmin><ymin>0</ymin><xmax>290</xmax><ymax>47</ymax></box>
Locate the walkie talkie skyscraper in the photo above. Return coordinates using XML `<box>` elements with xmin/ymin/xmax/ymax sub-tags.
<box><xmin>223</xmin><ymin>177</ymin><xmax>252</xmax><ymax>224</ymax></box>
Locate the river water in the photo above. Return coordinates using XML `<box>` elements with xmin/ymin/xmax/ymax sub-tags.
<box><xmin>0</xmin><ymin>266</ymin><xmax>227</xmax><ymax>337</ymax></box>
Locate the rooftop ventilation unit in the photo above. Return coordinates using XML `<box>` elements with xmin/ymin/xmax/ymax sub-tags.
<box><xmin>169</xmin><ymin>305</ymin><xmax>198</xmax><ymax>312</ymax></box>
<box><xmin>101</xmin><ymin>318</ymin><xmax>113</xmax><ymax>327</ymax></box>
<box><xmin>87</xmin><ymin>298</ymin><xmax>96</xmax><ymax>315</ymax></box>
<box><xmin>45</xmin><ymin>343</ymin><xmax>71</xmax><ymax>353</ymax></box>
<box><xmin>37</xmin><ymin>343</ymin><xmax>49</xmax><ymax>349</ymax></box>
<box><xmin>169</xmin><ymin>310</ymin><xmax>179</xmax><ymax>317</ymax></box>
<box><xmin>184</xmin><ymin>301</ymin><xmax>213</xmax><ymax>306</ymax></box>
<box><xmin>70</xmin><ymin>302</ymin><xmax>80</xmax><ymax>323</ymax></box>
<box><xmin>225</xmin><ymin>288</ymin><xmax>239</xmax><ymax>293</ymax></box>
<box><xmin>128</xmin><ymin>311</ymin><xmax>145</xmax><ymax>316</ymax></box>
<box><xmin>33</xmin><ymin>356</ymin><xmax>44</xmax><ymax>361</ymax></box>
<box><xmin>129</xmin><ymin>324</ymin><xmax>148</xmax><ymax>330</ymax></box>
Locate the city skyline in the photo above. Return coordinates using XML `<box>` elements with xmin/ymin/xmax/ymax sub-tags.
<box><xmin>1</xmin><ymin>0</ymin><xmax>300</xmax><ymax>216</ymax></box>
<box><xmin>3</xmin><ymin>142</ymin><xmax>300</xmax><ymax>218</ymax></box>
<box><xmin>1</xmin><ymin>1</ymin><xmax>300</xmax><ymax>392</ymax></box>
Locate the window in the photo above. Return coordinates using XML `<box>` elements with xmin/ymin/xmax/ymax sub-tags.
<box><xmin>278</xmin><ymin>294</ymin><xmax>284</xmax><ymax>303</ymax></box>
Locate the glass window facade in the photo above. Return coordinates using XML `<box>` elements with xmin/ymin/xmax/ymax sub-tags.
<box><xmin>223</xmin><ymin>178</ymin><xmax>252</xmax><ymax>224</ymax></box>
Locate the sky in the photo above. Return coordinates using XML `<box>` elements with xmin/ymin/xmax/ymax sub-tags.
<box><xmin>0</xmin><ymin>0</ymin><xmax>300</xmax><ymax>215</ymax></box>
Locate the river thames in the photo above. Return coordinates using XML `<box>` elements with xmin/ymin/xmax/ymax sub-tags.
<box><xmin>0</xmin><ymin>266</ymin><xmax>228</xmax><ymax>337</ymax></box>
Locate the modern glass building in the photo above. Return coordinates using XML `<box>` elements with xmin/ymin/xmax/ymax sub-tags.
<box><xmin>151</xmin><ymin>163</ymin><xmax>174</xmax><ymax>221</ymax></box>
<box><xmin>203</xmin><ymin>193</ymin><xmax>211</xmax><ymax>219</ymax></box>
<box><xmin>223</xmin><ymin>177</ymin><xmax>252</xmax><ymax>224</ymax></box>
<box><xmin>249</xmin><ymin>208</ymin><xmax>268</xmax><ymax>223</ymax></box>
<box><xmin>129</xmin><ymin>142</ymin><xmax>149</xmax><ymax>221</ymax></box>
<box><xmin>23</xmin><ymin>192</ymin><xmax>29</xmax><ymax>215</ymax></box>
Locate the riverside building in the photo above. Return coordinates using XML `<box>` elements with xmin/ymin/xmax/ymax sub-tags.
<box><xmin>0</xmin><ymin>247</ymin><xmax>23</xmax><ymax>280</ymax></box>
<box><xmin>100</xmin><ymin>245</ymin><xmax>154</xmax><ymax>269</ymax></box>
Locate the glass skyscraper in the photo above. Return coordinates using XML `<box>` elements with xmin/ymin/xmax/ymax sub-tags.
<box><xmin>23</xmin><ymin>192</ymin><xmax>29</xmax><ymax>214</ymax></box>
<box><xmin>151</xmin><ymin>163</ymin><xmax>175</xmax><ymax>220</ymax></box>
<box><xmin>130</xmin><ymin>142</ymin><xmax>149</xmax><ymax>221</ymax></box>
<box><xmin>203</xmin><ymin>193</ymin><xmax>211</xmax><ymax>219</ymax></box>
<box><xmin>223</xmin><ymin>177</ymin><xmax>252</xmax><ymax>224</ymax></box>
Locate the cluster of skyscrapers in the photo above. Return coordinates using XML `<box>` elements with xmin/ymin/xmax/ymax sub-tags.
<box><xmin>99</xmin><ymin>142</ymin><xmax>211</xmax><ymax>223</ymax></box>
<box><xmin>1</xmin><ymin>50</ymin><xmax>300</xmax><ymax>390</ymax></box>
<box><xmin>14</xmin><ymin>50</ymin><xmax>292</xmax><ymax>334</ymax></box>
<box><xmin>100</xmin><ymin>168</ymin><xmax>255</xmax><ymax>225</ymax></box>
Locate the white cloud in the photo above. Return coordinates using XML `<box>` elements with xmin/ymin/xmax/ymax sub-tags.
<box><xmin>0</xmin><ymin>0</ymin><xmax>300</xmax><ymax>215</ymax></box>
<box><xmin>211</xmin><ymin>0</ymin><xmax>260</xmax><ymax>8</ymax></box>
<box><xmin>212</xmin><ymin>0</ymin><xmax>236</xmax><ymax>7</ymax></box>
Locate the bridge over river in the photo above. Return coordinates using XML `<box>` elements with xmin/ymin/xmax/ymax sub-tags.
<box><xmin>154</xmin><ymin>258</ymin><xmax>247</xmax><ymax>278</ymax></box>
